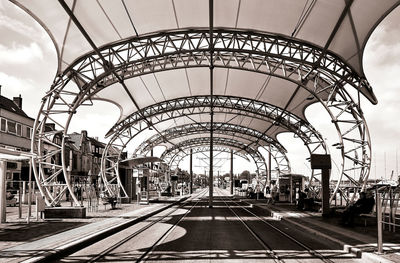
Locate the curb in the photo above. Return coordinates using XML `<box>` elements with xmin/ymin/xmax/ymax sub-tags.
<box><xmin>22</xmin><ymin>196</ymin><xmax>188</xmax><ymax>263</ymax></box>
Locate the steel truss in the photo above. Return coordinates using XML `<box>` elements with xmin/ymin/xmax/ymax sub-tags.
<box><xmin>134</xmin><ymin>122</ymin><xmax>290</xmax><ymax>176</ymax></box>
<box><xmin>101</xmin><ymin>95</ymin><xmax>322</xmax><ymax>198</ymax></box>
<box><xmin>160</xmin><ymin>137</ymin><xmax>267</xmax><ymax>175</ymax></box>
<box><xmin>32</xmin><ymin>28</ymin><xmax>370</xmax><ymax>206</ymax></box>
<box><xmin>168</xmin><ymin>146</ymin><xmax>250</xmax><ymax>170</ymax></box>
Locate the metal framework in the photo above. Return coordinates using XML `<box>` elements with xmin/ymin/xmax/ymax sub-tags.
<box><xmin>32</xmin><ymin>28</ymin><xmax>370</xmax><ymax>206</ymax></box>
<box><xmin>160</xmin><ymin>137</ymin><xmax>267</xmax><ymax>175</ymax></box>
<box><xmin>134</xmin><ymin>122</ymin><xmax>290</xmax><ymax>175</ymax></box>
<box><xmin>100</xmin><ymin>95</ymin><xmax>322</xmax><ymax>198</ymax></box>
<box><xmin>167</xmin><ymin>146</ymin><xmax>251</xmax><ymax>170</ymax></box>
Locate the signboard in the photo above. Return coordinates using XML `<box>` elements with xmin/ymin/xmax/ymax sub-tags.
<box><xmin>310</xmin><ymin>154</ymin><xmax>331</xmax><ymax>169</ymax></box>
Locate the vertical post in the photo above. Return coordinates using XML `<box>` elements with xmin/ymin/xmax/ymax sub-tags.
<box><xmin>376</xmin><ymin>189</ymin><xmax>383</xmax><ymax>253</ymax></box>
<box><xmin>27</xmin><ymin>161</ymin><xmax>33</xmax><ymax>223</ymax></box>
<box><xmin>35</xmin><ymin>195</ymin><xmax>39</xmax><ymax>221</ymax></box>
<box><xmin>22</xmin><ymin>181</ymin><xmax>26</xmax><ymax>204</ymax></box>
<box><xmin>230</xmin><ymin>149</ymin><xmax>233</xmax><ymax>195</ymax></box>
<box><xmin>390</xmin><ymin>188</ymin><xmax>394</xmax><ymax>232</ymax></box>
<box><xmin>190</xmin><ymin>149</ymin><xmax>193</xmax><ymax>194</ymax></box>
<box><xmin>289</xmin><ymin>174</ymin><xmax>293</xmax><ymax>203</ymax></box>
<box><xmin>268</xmin><ymin>144</ymin><xmax>272</xmax><ymax>186</ymax></box>
<box><xmin>208</xmin><ymin>0</ymin><xmax>214</xmax><ymax>208</ymax></box>
<box><xmin>321</xmin><ymin>168</ymin><xmax>330</xmax><ymax>216</ymax></box>
<box><xmin>0</xmin><ymin>161</ymin><xmax>6</xmax><ymax>223</ymax></box>
<box><xmin>18</xmin><ymin>182</ymin><xmax>22</xmax><ymax>219</ymax></box>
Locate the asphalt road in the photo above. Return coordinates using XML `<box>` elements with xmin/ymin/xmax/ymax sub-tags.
<box><xmin>55</xmin><ymin>188</ymin><xmax>366</xmax><ymax>263</ymax></box>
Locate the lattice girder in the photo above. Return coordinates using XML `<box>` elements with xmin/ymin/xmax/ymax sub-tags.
<box><xmin>31</xmin><ymin>29</ymin><xmax>371</xmax><ymax>206</ymax></box>
<box><xmin>168</xmin><ymin>146</ymin><xmax>251</xmax><ymax>170</ymax></box>
<box><xmin>99</xmin><ymin>95</ymin><xmax>322</xmax><ymax>197</ymax></box>
<box><xmin>134</xmin><ymin>122</ymin><xmax>290</xmax><ymax>176</ymax></box>
<box><xmin>160</xmin><ymin>137</ymin><xmax>268</xmax><ymax>176</ymax></box>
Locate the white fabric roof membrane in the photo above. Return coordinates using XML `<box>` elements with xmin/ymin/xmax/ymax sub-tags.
<box><xmin>12</xmin><ymin>0</ymin><xmax>400</xmax><ymax>150</ymax></box>
<box><xmin>13</xmin><ymin>0</ymin><xmax>398</xmax><ymax>75</ymax></box>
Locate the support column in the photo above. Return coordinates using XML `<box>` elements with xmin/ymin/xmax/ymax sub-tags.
<box><xmin>190</xmin><ymin>149</ymin><xmax>193</xmax><ymax>194</ymax></box>
<box><xmin>310</xmin><ymin>154</ymin><xmax>331</xmax><ymax>217</ymax></box>
<box><xmin>208</xmin><ymin>0</ymin><xmax>214</xmax><ymax>208</ymax></box>
<box><xmin>321</xmin><ymin>168</ymin><xmax>330</xmax><ymax>216</ymax></box>
<box><xmin>0</xmin><ymin>160</ymin><xmax>6</xmax><ymax>223</ymax></box>
<box><xmin>268</xmin><ymin>144</ymin><xmax>272</xmax><ymax>186</ymax></box>
<box><xmin>230</xmin><ymin>149</ymin><xmax>233</xmax><ymax>195</ymax></box>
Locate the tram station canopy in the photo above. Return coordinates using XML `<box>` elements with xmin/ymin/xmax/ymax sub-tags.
<box><xmin>14</xmin><ymin>1</ymin><xmax>399</xmax><ymax>119</ymax></box>
<box><xmin>11</xmin><ymin>1</ymin><xmax>400</xmax><ymax>200</ymax></box>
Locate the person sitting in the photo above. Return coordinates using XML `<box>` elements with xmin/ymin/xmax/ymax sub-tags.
<box><xmin>341</xmin><ymin>191</ymin><xmax>375</xmax><ymax>226</ymax></box>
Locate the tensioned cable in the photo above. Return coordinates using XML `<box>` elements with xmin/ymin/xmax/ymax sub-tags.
<box><xmin>291</xmin><ymin>0</ymin><xmax>316</xmax><ymax>37</ymax></box>
<box><xmin>121</xmin><ymin>0</ymin><xmax>139</xmax><ymax>37</ymax></box>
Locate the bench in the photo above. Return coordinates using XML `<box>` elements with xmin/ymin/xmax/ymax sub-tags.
<box><xmin>358</xmin><ymin>212</ymin><xmax>376</xmax><ymax>227</ymax></box>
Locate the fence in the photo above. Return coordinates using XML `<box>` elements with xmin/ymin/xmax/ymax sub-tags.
<box><xmin>376</xmin><ymin>185</ymin><xmax>400</xmax><ymax>253</ymax></box>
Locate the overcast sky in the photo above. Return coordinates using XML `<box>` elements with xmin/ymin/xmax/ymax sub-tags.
<box><xmin>0</xmin><ymin>2</ymin><xmax>399</xmax><ymax>179</ymax></box>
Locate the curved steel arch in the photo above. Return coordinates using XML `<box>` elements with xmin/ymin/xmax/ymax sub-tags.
<box><xmin>134</xmin><ymin>122</ymin><xmax>290</xmax><ymax>176</ymax></box>
<box><xmin>167</xmin><ymin>146</ymin><xmax>251</xmax><ymax>170</ymax></box>
<box><xmin>32</xmin><ymin>29</ymin><xmax>370</xmax><ymax>206</ymax></box>
<box><xmin>135</xmin><ymin>122</ymin><xmax>287</xmax><ymax>154</ymax></box>
<box><xmin>160</xmin><ymin>137</ymin><xmax>268</xmax><ymax>176</ymax></box>
<box><xmin>100</xmin><ymin>95</ymin><xmax>323</xmax><ymax>198</ymax></box>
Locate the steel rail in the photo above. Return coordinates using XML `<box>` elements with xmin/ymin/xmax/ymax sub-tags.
<box><xmin>217</xmin><ymin>192</ymin><xmax>284</xmax><ymax>263</ymax></box>
<box><xmin>136</xmin><ymin>190</ymin><xmax>208</xmax><ymax>262</ymax></box>
<box><xmin>217</xmin><ymin>188</ymin><xmax>335</xmax><ymax>263</ymax></box>
<box><xmin>86</xmin><ymin>188</ymin><xmax>208</xmax><ymax>263</ymax></box>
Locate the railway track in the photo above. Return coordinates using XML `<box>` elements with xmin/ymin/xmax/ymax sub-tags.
<box><xmin>216</xmin><ymin>188</ymin><xmax>336</xmax><ymax>263</ymax></box>
<box><xmin>85</xmin><ymin>188</ymin><xmax>208</xmax><ymax>262</ymax></box>
<box><xmin>51</xmin><ymin>188</ymin><xmax>354</xmax><ymax>262</ymax></box>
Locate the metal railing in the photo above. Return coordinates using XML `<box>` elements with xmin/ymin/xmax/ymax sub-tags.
<box><xmin>376</xmin><ymin>186</ymin><xmax>400</xmax><ymax>253</ymax></box>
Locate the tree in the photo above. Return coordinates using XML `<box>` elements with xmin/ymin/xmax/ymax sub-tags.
<box><xmin>239</xmin><ymin>170</ymin><xmax>250</xmax><ymax>180</ymax></box>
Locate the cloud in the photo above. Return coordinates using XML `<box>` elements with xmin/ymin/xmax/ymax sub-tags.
<box><xmin>0</xmin><ymin>42</ymin><xmax>44</xmax><ymax>64</ymax></box>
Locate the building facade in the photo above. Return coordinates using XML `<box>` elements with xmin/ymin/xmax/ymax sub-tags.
<box><xmin>0</xmin><ymin>95</ymin><xmax>33</xmax><ymax>183</ymax></box>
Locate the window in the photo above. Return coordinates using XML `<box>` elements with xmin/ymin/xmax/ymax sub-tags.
<box><xmin>7</xmin><ymin>120</ymin><xmax>16</xmax><ymax>134</ymax></box>
<box><xmin>16</xmin><ymin>123</ymin><xmax>22</xmax><ymax>136</ymax></box>
<box><xmin>0</xmin><ymin>119</ymin><xmax>6</xmax><ymax>132</ymax></box>
<box><xmin>54</xmin><ymin>135</ymin><xmax>61</xmax><ymax>145</ymax></box>
<box><xmin>26</xmin><ymin>127</ymin><xmax>32</xmax><ymax>139</ymax></box>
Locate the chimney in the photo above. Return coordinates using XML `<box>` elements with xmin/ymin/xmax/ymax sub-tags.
<box><xmin>81</xmin><ymin>130</ymin><xmax>88</xmax><ymax>138</ymax></box>
<box><xmin>13</xmin><ymin>94</ymin><xmax>22</xmax><ymax>109</ymax></box>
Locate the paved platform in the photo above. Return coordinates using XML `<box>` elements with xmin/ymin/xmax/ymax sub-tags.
<box><xmin>1</xmin><ymin>192</ymin><xmax>400</xmax><ymax>263</ymax></box>
<box><xmin>242</xmin><ymin>198</ymin><xmax>400</xmax><ymax>263</ymax></box>
<box><xmin>0</xmin><ymin>195</ymin><xmax>187</xmax><ymax>262</ymax></box>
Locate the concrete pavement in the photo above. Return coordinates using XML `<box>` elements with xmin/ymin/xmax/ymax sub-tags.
<box><xmin>0</xmin><ymin>195</ymin><xmax>187</xmax><ymax>262</ymax></box>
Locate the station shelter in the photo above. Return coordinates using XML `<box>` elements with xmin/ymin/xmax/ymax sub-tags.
<box><xmin>122</xmin><ymin>156</ymin><xmax>167</xmax><ymax>204</ymax></box>
<box><xmin>278</xmin><ymin>174</ymin><xmax>306</xmax><ymax>203</ymax></box>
